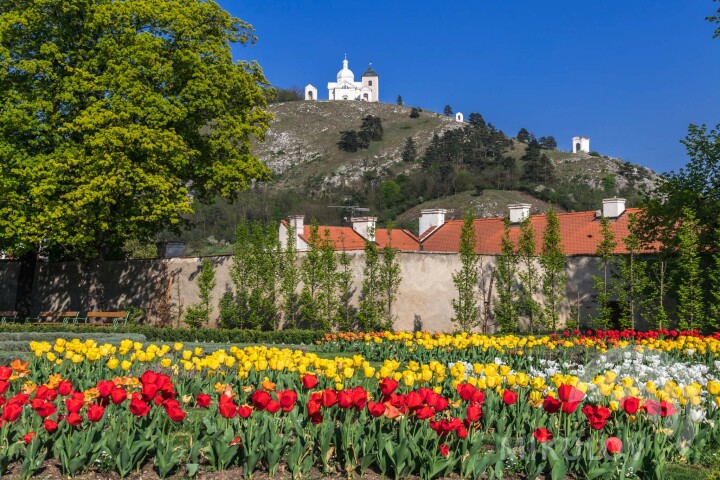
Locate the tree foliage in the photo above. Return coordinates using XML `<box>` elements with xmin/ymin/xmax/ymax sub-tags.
<box><xmin>401</xmin><ymin>137</ymin><xmax>418</xmax><ymax>163</ymax></box>
<box><xmin>592</xmin><ymin>217</ymin><xmax>617</xmax><ymax>329</ymax></box>
<box><xmin>494</xmin><ymin>219</ymin><xmax>518</xmax><ymax>332</ymax></box>
<box><xmin>185</xmin><ymin>259</ymin><xmax>216</xmax><ymax>329</ymax></box>
<box><xmin>452</xmin><ymin>211</ymin><xmax>481</xmax><ymax>331</ymax></box>
<box><xmin>443</xmin><ymin>105</ymin><xmax>453</xmax><ymax>116</ymax></box>
<box><xmin>540</xmin><ymin>207</ymin><xmax>566</xmax><ymax>331</ymax></box>
<box><xmin>517</xmin><ymin>217</ymin><xmax>541</xmax><ymax>332</ymax></box>
<box><xmin>0</xmin><ymin>0</ymin><xmax>273</xmax><ymax>260</ymax></box>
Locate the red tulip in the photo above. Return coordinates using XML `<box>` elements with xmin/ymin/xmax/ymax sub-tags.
<box><xmin>196</xmin><ymin>393</ymin><xmax>212</xmax><ymax>408</ymax></box>
<box><xmin>434</xmin><ymin>396</ymin><xmax>449</xmax><ymax>412</ymax></box>
<box><xmin>0</xmin><ymin>381</ymin><xmax>9</xmax><ymax>395</ymax></box>
<box><xmin>65</xmin><ymin>397</ymin><xmax>84</xmax><ymax>414</ymax></box>
<box><xmin>438</xmin><ymin>444</ymin><xmax>450</xmax><ymax>457</ymax></box>
<box><xmin>277</xmin><ymin>390</ymin><xmax>298</xmax><ymax>412</ymax></box>
<box><xmin>238</xmin><ymin>405</ymin><xmax>253</xmax><ymax>418</ymax></box>
<box><xmin>543</xmin><ymin>396</ymin><xmax>561</xmax><ymax>413</ymax></box>
<box><xmin>367</xmin><ymin>401</ymin><xmax>386</xmax><ymax>417</ymax></box>
<box><xmin>218</xmin><ymin>400</ymin><xmax>238</xmax><ymax>418</ymax></box>
<box><xmin>606</xmin><ymin>436</ymin><xmax>622</xmax><ymax>454</ymax></box>
<box><xmin>251</xmin><ymin>390</ymin><xmax>272</xmax><ymax>410</ymax></box>
<box><xmin>582</xmin><ymin>404</ymin><xmax>611</xmax><ymax>430</ymax></box>
<box><xmin>466</xmin><ymin>403</ymin><xmax>482</xmax><ymax>422</ymax></box>
<box><xmin>321</xmin><ymin>389</ymin><xmax>337</xmax><ymax>408</ymax></box>
<box><xmin>456</xmin><ymin>383</ymin><xmax>477</xmax><ymax>401</ymax></box>
<box><xmin>310</xmin><ymin>412</ymin><xmax>323</xmax><ymax>424</ymax></box>
<box><xmin>141</xmin><ymin>383</ymin><xmax>159</xmax><ymax>402</ymax></box>
<box><xmin>110</xmin><ymin>388</ymin><xmax>127</xmax><ymax>405</ymax></box>
<box><xmin>57</xmin><ymin>381</ymin><xmax>73</xmax><ymax>396</ymax></box>
<box><xmin>352</xmin><ymin>387</ymin><xmax>367</xmax><ymax>411</ymax></box>
<box><xmin>338</xmin><ymin>390</ymin><xmax>353</xmax><ymax>409</ymax></box>
<box><xmin>660</xmin><ymin>400</ymin><xmax>677</xmax><ymax>417</ymax></box>
<box><xmin>166</xmin><ymin>405</ymin><xmax>186</xmax><ymax>422</ymax></box>
<box><xmin>87</xmin><ymin>404</ymin><xmax>105</xmax><ymax>422</ymax></box>
<box><xmin>414</xmin><ymin>405</ymin><xmax>435</xmax><ymax>420</ymax></box>
<box><xmin>33</xmin><ymin>400</ymin><xmax>57</xmax><ymax>418</ymax></box>
<box><xmin>621</xmin><ymin>396</ymin><xmax>640</xmax><ymax>415</ymax></box>
<box><xmin>406</xmin><ymin>391</ymin><xmax>423</xmax><ymax>409</ymax></box>
<box><xmin>502</xmin><ymin>389</ymin><xmax>518</xmax><ymax>405</ymax></box>
<box><xmin>379</xmin><ymin>378</ymin><xmax>399</xmax><ymax>396</ymax></box>
<box><xmin>2</xmin><ymin>402</ymin><xmax>23</xmax><ymax>422</ymax></box>
<box><xmin>0</xmin><ymin>367</ymin><xmax>11</xmax><ymax>381</ymax></box>
<box><xmin>66</xmin><ymin>412</ymin><xmax>83</xmax><ymax>426</ymax></box>
<box><xmin>23</xmin><ymin>432</ymin><xmax>35</xmax><ymax>444</ymax></box>
<box><xmin>389</xmin><ymin>394</ymin><xmax>405</xmax><ymax>408</ymax></box>
<box><xmin>266</xmin><ymin>400</ymin><xmax>281</xmax><ymax>414</ymax></box>
<box><xmin>140</xmin><ymin>371</ymin><xmax>159</xmax><ymax>385</ymax></box>
<box><xmin>43</xmin><ymin>419</ymin><xmax>58</xmax><ymax>433</ymax></box>
<box><xmin>97</xmin><ymin>381</ymin><xmax>114</xmax><ymax>398</ymax></box>
<box><xmin>533</xmin><ymin>427</ymin><xmax>553</xmax><ymax>443</ymax></box>
<box><xmin>129</xmin><ymin>397</ymin><xmax>151</xmax><ymax>417</ymax></box>
<box><xmin>301</xmin><ymin>374</ymin><xmax>318</xmax><ymax>389</ymax></box>
<box><xmin>457</xmin><ymin>427</ymin><xmax>468</xmax><ymax>439</ymax></box>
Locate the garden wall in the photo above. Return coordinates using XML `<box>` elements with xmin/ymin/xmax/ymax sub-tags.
<box><xmin>0</xmin><ymin>253</ymin><xmax>604</xmax><ymax>331</ymax></box>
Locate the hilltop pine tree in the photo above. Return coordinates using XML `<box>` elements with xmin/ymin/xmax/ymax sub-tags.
<box><xmin>540</xmin><ymin>206</ymin><xmax>567</xmax><ymax>331</ymax></box>
<box><xmin>397</xmin><ymin>95</ymin><xmax>403</xmax><ymax>106</ymax></box>
<box><xmin>452</xmin><ymin>211</ymin><xmax>481</xmax><ymax>331</ymax></box>
<box><xmin>444</xmin><ymin>105</ymin><xmax>453</xmax><ymax>116</ymax></box>
<box><xmin>402</xmin><ymin>137</ymin><xmax>418</xmax><ymax>163</ymax></box>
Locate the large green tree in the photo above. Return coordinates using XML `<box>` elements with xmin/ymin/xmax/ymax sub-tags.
<box><xmin>0</xmin><ymin>0</ymin><xmax>272</xmax><ymax>313</ymax></box>
<box><xmin>540</xmin><ymin>207</ymin><xmax>566</xmax><ymax>331</ymax></box>
<box><xmin>452</xmin><ymin>211</ymin><xmax>481</xmax><ymax>331</ymax></box>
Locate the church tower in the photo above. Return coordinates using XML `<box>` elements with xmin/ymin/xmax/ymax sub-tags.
<box><xmin>361</xmin><ymin>64</ymin><xmax>379</xmax><ymax>102</ymax></box>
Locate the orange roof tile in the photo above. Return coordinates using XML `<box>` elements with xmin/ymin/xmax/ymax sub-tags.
<box><xmin>421</xmin><ymin>208</ymin><xmax>659</xmax><ymax>255</ymax></box>
<box><xmin>298</xmin><ymin>225</ymin><xmax>420</xmax><ymax>251</ymax></box>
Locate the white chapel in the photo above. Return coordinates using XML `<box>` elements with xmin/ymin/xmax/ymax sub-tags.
<box><xmin>305</xmin><ymin>55</ymin><xmax>379</xmax><ymax>102</ymax></box>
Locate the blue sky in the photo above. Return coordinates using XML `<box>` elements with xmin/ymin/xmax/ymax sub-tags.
<box><xmin>219</xmin><ymin>0</ymin><xmax>719</xmax><ymax>174</ymax></box>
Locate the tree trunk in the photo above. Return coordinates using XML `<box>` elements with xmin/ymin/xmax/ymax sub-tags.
<box><xmin>14</xmin><ymin>248</ymin><xmax>38</xmax><ymax>317</ymax></box>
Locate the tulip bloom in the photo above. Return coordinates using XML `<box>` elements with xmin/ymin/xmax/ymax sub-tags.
<box><xmin>266</xmin><ymin>400</ymin><xmax>281</xmax><ymax>414</ymax></box>
<box><xmin>219</xmin><ymin>400</ymin><xmax>238</xmax><ymax>418</ymax></box>
<box><xmin>379</xmin><ymin>378</ymin><xmax>399</xmax><ymax>396</ymax></box>
<box><xmin>196</xmin><ymin>393</ymin><xmax>212</xmax><ymax>408</ymax></box>
<box><xmin>606</xmin><ymin>436</ymin><xmax>622</xmax><ymax>454</ymax></box>
<box><xmin>65</xmin><ymin>397</ymin><xmax>84</xmax><ymax>414</ymax></box>
<box><xmin>23</xmin><ymin>432</ymin><xmax>36</xmax><ymax>444</ymax></box>
<box><xmin>502</xmin><ymin>389</ymin><xmax>518</xmax><ymax>405</ymax></box>
<box><xmin>43</xmin><ymin>419</ymin><xmax>58</xmax><ymax>433</ymax></box>
<box><xmin>582</xmin><ymin>404</ymin><xmax>612</xmax><ymax>430</ymax></box>
<box><xmin>533</xmin><ymin>428</ymin><xmax>553</xmax><ymax>443</ymax></box>
<box><xmin>57</xmin><ymin>381</ymin><xmax>73</xmax><ymax>396</ymax></box>
<box><xmin>301</xmin><ymin>374</ymin><xmax>318</xmax><ymax>389</ymax></box>
<box><xmin>129</xmin><ymin>398</ymin><xmax>151</xmax><ymax>417</ymax></box>
<box><xmin>66</xmin><ymin>412</ymin><xmax>83</xmax><ymax>426</ymax></box>
<box><xmin>543</xmin><ymin>396</ymin><xmax>561</xmax><ymax>413</ymax></box>
<box><xmin>238</xmin><ymin>405</ymin><xmax>253</xmax><ymax>418</ymax></box>
<box><xmin>321</xmin><ymin>389</ymin><xmax>337</xmax><ymax>408</ymax></box>
<box><xmin>251</xmin><ymin>390</ymin><xmax>272</xmax><ymax>411</ymax></box>
<box><xmin>110</xmin><ymin>388</ymin><xmax>127</xmax><ymax>405</ymax></box>
<box><xmin>2</xmin><ymin>402</ymin><xmax>23</xmax><ymax>422</ymax></box>
<box><xmin>277</xmin><ymin>390</ymin><xmax>298</xmax><ymax>412</ymax></box>
<box><xmin>466</xmin><ymin>403</ymin><xmax>482</xmax><ymax>422</ymax></box>
<box><xmin>368</xmin><ymin>401</ymin><xmax>386</xmax><ymax>417</ymax></box>
<box><xmin>97</xmin><ymin>381</ymin><xmax>114</xmax><ymax>398</ymax></box>
<box><xmin>438</xmin><ymin>444</ymin><xmax>450</xmax><ymax>457</ymax></box>
<box><xmin>621</xmin><ymin>396</ymin><xmax>640</xmax><ymax>415</ymax></box>
<box><xmin>557</xmin><ymin>384</ymin><xmax>584</xmax><ymax>413</ymax></box>
<box><xmin>87</xmin><ymin>404</ymin><xmax>105</xmax><ymax>422</ymax></box>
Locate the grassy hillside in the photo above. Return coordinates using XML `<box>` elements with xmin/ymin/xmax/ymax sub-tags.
<box><xmin>162</xmin><ymin>100</ymin><xmax>659</xmax><ymax>255</ymax></box>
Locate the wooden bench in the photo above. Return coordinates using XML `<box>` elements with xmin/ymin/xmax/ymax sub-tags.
<box><xmin>0</xmin><ymin>311</ymin><xmax>18</xmax><ymax>323</ymax></box>
<box><xmin>26</xmin><ymin>311</ymin><xmax>81</xmax><ymax>325</ymax></box>
<box><xmin>80</xmin><ymin>311</ymin><xmax>130</xmax><ymax>328</ymax></box>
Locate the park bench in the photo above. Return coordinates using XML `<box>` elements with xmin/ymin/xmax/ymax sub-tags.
<box><xmin>26</xmin><ymin>311</ymin><xmax>81</xmax><ymax>325</ymax></box>
<box><xmin>80</xmin><ymin>311</ymin><xmax>130</xmax><ymax>328</ymax></box>
<box><xmin>0</xmin><ymin>311</ymin><xmax>18</xmax><ymax>323</ymax></box>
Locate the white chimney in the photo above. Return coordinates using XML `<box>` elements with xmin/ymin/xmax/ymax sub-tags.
<box><xmin>419</xmin><ymin>209</ymin><xmax>447</xmax><ymax>236</ymax></box>
<box><xmin>351</xmin><ymin>216</ymin><xmax>377</xmax><ymax>242</ymax></box>
<box><xmin>508</xmin><ymin>204</ymin><xmax>531</xmax><ymax>224</ymax></box>
<box><xmin>602</xmin><ymin>198</ymin><xmax>626</xmax><ymax>218</ymax></box>
<box><xmin>288</xmin><ymin>215</ymin><xmax>305</xmax><ymax>250</ymax></box>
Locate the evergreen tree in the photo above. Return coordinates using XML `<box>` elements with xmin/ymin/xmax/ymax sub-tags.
<box><xmin>517</xmin><ymin>217</ymin><xmax>541</xmax><ymax>332</ymax></box>
<box><xmin>521</xmin><ymin>140</ymin><xmax>555</xmax><ymax>185</ymax></box>
<box><xmin>494</xmin><ymin>218</ymin><xmax>518</xmax><ymax>332</ymax></box>
<box><xmin>409</xmin><ymin>107</ymin><xmax>421</xmax><ymax>118</ymax></box>
<box><xmin>675</xmin><ymin>209</ymin><xmax>704</xmax><ymax>330</ymax></box>
<box><xmin>280</xmin><ymin>222</ymin><xmax>301</xmax><ymax>329</ymax></box>
<box><xmin>379</xmin><ymin>228</ymin><xmax>402</xmax><ymax>329</ymax></box>
<box><xmin>299</xmin><ymin>223</ymin><xmax>340</xmax><ymax>331</ymax></box>
<box><xmin>592</xmin><ymin>217</ymin><xmax>617</xmax><ymax>329</ymax></box>
<box><xmin>185</xmin><ymin>259</ymin><xmax>216</xmax><ymax>328</ymax></box>
<box><xmin>707</xmin><ymin>230</ymin><xmax>720</xmax><ymax>330</ymax></box>
<box><xmin>647</xmin><ymin>253</ymin><xmax>671</xmax><ymax>330</ymax></box>
<box><xmin>538</xmin><ymin>136</ymin><xmax>558</xmax><ymax>150</ymax></box>
<box><xmin>443</xmin><ymin>105</ymin><xmax>453</xmax><ymax>116</ymax></box>
<box><xmin>358</xmin><ymin>234</ymin><xmax>383</xmax><ymax>330</ymax></box>
<box><xmin>336</xmin><ymin>247</ymin><xmax>357</xmax><ymax>331</ymax></box>
<box><xmin>614</xmin><ymin>215</ymin><xmax>650</xmax><ymax>330</ymax></box>
<box><xmin>517</xmin><ymin>128</ymin><xmax>531</xmax><ymax>143</ymax></box>
<box><xmin>360</xmin><ymin>115</ymin><xmax>384</xmax><ymax>142</ymax></box>
<box><xmin>468</xmin><ymin>113</ymin><xmax>486</xmax><ymax>128</ymax></box>
<box><xmin>338</xmin><ymin>130</ymin><xmax>360</xmax><ymax>152</ymax></box>
<box><xmin>452</xmin><ymin>212</ymin><xmax>481</xmax><ymax>331</ymax></box>
<box><xmin>540</xmin><ymin>206</ymin><xmax>567</xmax><ymax>331</ymax></box>
<box><xmin>397</xmin><ymin>95</ymin><xmax>404</xmax><ymax>106</ymax></box>
<box><xmin>401</xmin><ymin>137</ymin><xmax>418</xmax><ymax>163</ymax></box>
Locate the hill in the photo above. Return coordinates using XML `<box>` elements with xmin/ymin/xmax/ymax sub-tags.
<box><xmin>168</xmin><ymin>101</ymin><xmax>659</xmax><ymax>255</ymax></box>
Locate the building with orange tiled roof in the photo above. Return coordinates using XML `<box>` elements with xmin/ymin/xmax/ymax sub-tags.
<box><xmin>419</xmin><ymin>199</ymin><xmax>658</xmax><ymax>255</ymax></box>
<box><xmin>279</xmin><ymin>215</ymin><xmax>419</xmax><ymax>252</ymax></box>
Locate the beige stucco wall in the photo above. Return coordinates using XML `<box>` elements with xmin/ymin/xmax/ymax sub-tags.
<box><xmin>0</xmin><ymin>252</ymin><xmax>604</xmax><ymax>331</ymax></box>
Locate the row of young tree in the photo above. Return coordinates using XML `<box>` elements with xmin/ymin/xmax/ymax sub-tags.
<box><xmin>184</xmin><ymin>219</ymin><xmax>402</xmax><ymax>332</ymax></box>
<box><xmin>450</xmin><ymin>204</ymin><xmax>720</xmax><ymax>334</ymax></box>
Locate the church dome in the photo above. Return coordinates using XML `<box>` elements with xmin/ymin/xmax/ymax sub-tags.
<box><xmin>336</xmin><ymin>56</ymin><xmax>354</xmax><ymax>83</ymax></box>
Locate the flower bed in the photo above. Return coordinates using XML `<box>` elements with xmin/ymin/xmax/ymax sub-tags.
<box><xmin>0</xmin><ymin>332</ymin><xmax>719</xmax><ymax>478</ymax></box>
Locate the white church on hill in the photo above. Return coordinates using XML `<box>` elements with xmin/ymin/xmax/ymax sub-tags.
<box><xmin>305</xmin><ymin>55</ymin><xmax>379</xmax><ymax>102</ymax></box>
